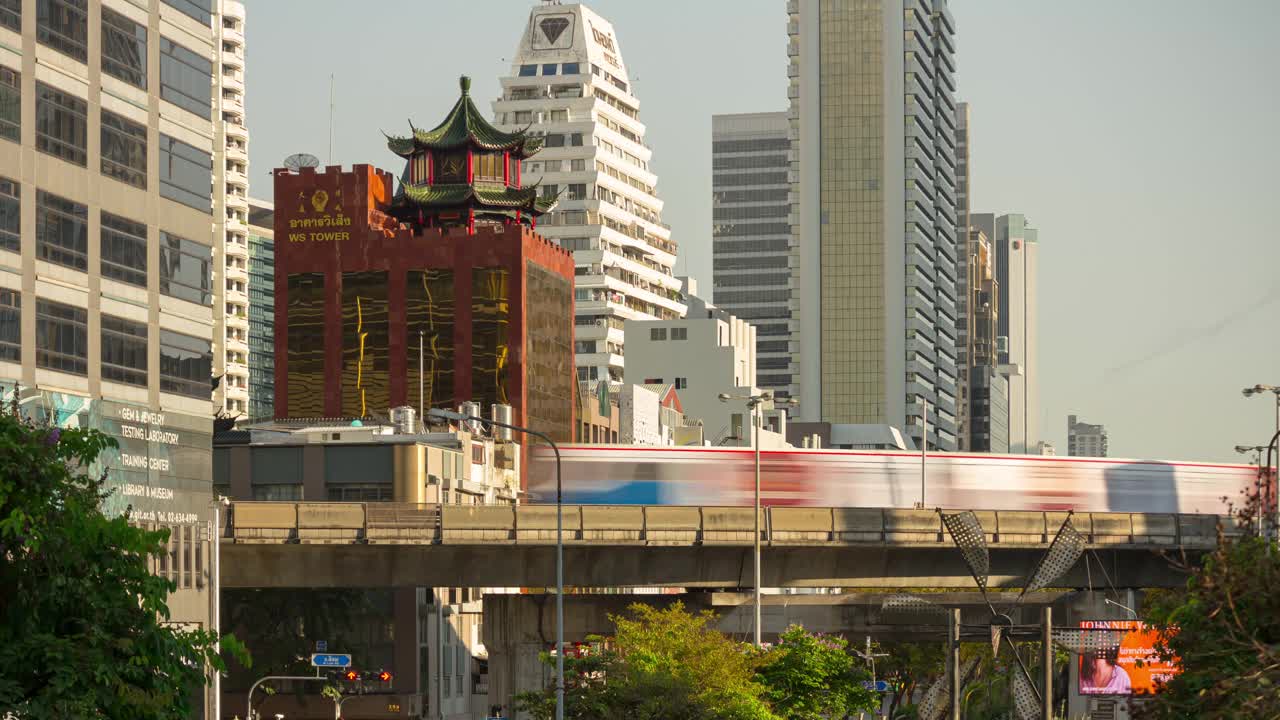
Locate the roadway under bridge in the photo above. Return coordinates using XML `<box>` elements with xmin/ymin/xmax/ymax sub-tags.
<box><xmin>219</xmin><ymin>503</ymin><xmax>1226</xmax><ymax>589</ymax></box>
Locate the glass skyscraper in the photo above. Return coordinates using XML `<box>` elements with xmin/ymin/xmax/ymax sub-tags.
<box><xmin>789</xmin><ymin>0</ymin><xmax>961</xmax><ymax>450</ymax></box>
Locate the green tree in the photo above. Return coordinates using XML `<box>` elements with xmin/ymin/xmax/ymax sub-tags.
<box><xmin>755</xmin><ymin>625</ymin><xmax>877</xmax><ymax>719</ymax></box>
<box><xmin>516</xmin><ymin>601</ymin><xmax>778</xmax><ymax>720</ymax></box>
<box><xmin>0</xmin><ymin>393</ymin><xmax>244</xmax><ymax>719</ymax></box>
<box><xmin>1138</xmin><ymin>497</ymin><xmax>1280</xmax><ymax>720</ymax></box>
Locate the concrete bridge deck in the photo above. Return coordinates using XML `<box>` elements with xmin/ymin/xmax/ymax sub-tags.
<box><xmin>220</xmin><ymin>502</ymin><xmax>1226</xmax><ymax>589</ymax></box>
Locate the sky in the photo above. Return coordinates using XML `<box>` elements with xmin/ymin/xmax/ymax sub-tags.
<box><xmin>245</xmin><ymin>0</ymin><xmax>1280</xmax><ymax>463</ymax></box>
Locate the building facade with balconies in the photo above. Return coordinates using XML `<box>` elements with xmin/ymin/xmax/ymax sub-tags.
<box><xmin>492</xmin><ymin>2</ymin><xmax>685</xmax><ymax>386</ymax></box>
<box><xmin>213</xmin><ymin>0</ymin><xmax>250</xmax><ymax>416</ymax></box>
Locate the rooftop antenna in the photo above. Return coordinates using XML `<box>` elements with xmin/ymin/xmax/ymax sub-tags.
<box><xmin>328</xmin><ymin>74</ymin><xmax>334</xmax><ymax>164</ymax></box>
<box><xmin>283</xmin><ymin>153</ymin><xmax>320</xmax><ymax>172</ymax></box>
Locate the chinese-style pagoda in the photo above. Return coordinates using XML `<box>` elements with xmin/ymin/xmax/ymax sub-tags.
<box><xmin>386</xmin><ymin>76</ymin><xmax>557</xmax><ymax>234</ymax></box>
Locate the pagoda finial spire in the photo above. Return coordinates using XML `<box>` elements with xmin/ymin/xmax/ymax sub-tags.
<box><xmin>459</xmin><ymin>76</ymin><xmax>471</xmax><ymax>96</ymax></box>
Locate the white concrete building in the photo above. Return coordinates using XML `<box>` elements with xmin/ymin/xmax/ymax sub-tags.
<box><xmin>213</xmin><ymin>0</ymin><xmax>250</xmax><ymax>416</ymax></box>
<box><xmin>788</xmin><ymin>0</ymin><xmax>961</xmax><ymax>451</ymax></box>
<box><xmin>711</xmin><ymin>112</ymin><xmax>793</xmax><ymax>400</ymax></box>
<box><xmin>492</xmin><ymin>2</ymin><xmax>685</xmax><ymax>386</ymax></box>
<box><xmin>995</xmin><ymin>213</ymin><xmax>1038</xmax><ymax>453</ymax></box>
<box><xmin>623</xmin><ymin>280</ymin><xmax>776</xmax><ymax>447</ymax></box>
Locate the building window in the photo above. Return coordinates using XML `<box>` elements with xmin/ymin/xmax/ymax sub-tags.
<box><xmin>0</xmin><ymin>0</ymin><xmax>18</xmax><ymax>32</ymax></box>
<box><xmin>159</xmin><ymin>328</ymin><xmax>211</xmax><ymax>398</ymax></box>
<box><xmin>675</xmin><ymin>377</ymin><xmax>687</xmax><ymax>390</ymax></box>
<box><xmin>159</xmin><ymin>231</ymin><xmax>212</xmax><ymax>304</ymax></box>
<box><xmin>0</xmin><ymin>290</ymin><xmax>18</xmax><ymax>362</ymax></box>
<box><xmin>36</xmin><ymin>0</ymin><xmax>87</xmax><ymax>62</ymax></box>
<box><xmin>101</xmin><ymin>7</ymin><xmax>147</xmax><ymax>90</ymax></box>
<box><xmin>562</xmin><ymin>62</ymin><xmax>580</xmax><ymax>75</ymax></box>
<box><xmin>541</xmin><ymin>63</ymin><xmax>557</xmax><ymax>76</ymax></box>
<box><xmin>100</xmin><ymin>212</ymin><xmax>148</xmax><ymax>287</ymax></box>
<box><xmin>252</xmin><ymin>484</ymin><xmax>301</xmax><ymax>502</ymax></box>
<box><xmin>0</xmin><ymin>177</ymin><xmax>17</xmax><ymax>253</ymax></box>
<box><xmin>36</xmin><ymin>190</ymin><xmax>88</xmax><ymax>271</ymax></box>
<box><xmin>101</xmin><ymin>110</ymin><xmax>147</xmax><ymax>189</ymax></box>
<box><xmin>159</xmin><ymin>37</ymin><xmax>212</xmax><ymax>118</ymax></box>
<box><xmin>569</xmin><ymin>133</ymin><xmax>583</xmax><ymax>147</ymax></box>
<box><xmin>35</xmin><ymin>82</ymin><xmax>87</xmax><ymax>166</ymax></box>
<box><xmin>159</xmin><ymin>134</ymin><xmax>212</xmax><ymax>211</ymax></box>
<box><xmin>162</xmin><ymin>0</ymin><xmax>211</xmax><ymax>24</ymax></box>
<box><xmin>566</xmin><ymin>183</ymin><xmax>586</xmax><ymax>200</ymax></box>
<box><xmin>0</xmin><ymin>67</ymin><xmax>18</xmax><ymax>143</ymax></box>
<box><xmin>35</xmin><ymin>299</ymin><xmax>87</xmax><ymax>375</ymax></box>
<box><xmin>649</xmin><ymin>327</ymin><xmax>666</xmax><ymax>341</ymax></box>
<box><xmin>671</xmin><ymin>327</ymin><xmax>688</xmax><ymax>341</ymax></box>
<box><xmin>100</xmin><ymin>314</ymin><xmax>147</xmax><ymax>387</ymax></box>
<box><xmin>518</xmin><ymin>64</ymin><xmax>536</xmax><ymax>77</ymax></box>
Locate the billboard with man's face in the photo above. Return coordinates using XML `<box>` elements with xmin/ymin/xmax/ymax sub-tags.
<box><xmin>1078</xmin><ymin>620</ymin><xmax>1180</xmax><ymax>696</ymax></box>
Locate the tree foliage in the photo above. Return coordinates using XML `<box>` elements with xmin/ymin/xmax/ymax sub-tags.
<box><xmin>0</xmin><ymin>394</ymin><xmax>244</xmax><ymax>719</ymax></box>
<box><xmin>756</xmin><ymin>625</ymin><xmax>876</xmax><ymax>719</ymax></box>
<box><xmin>515</xmin><ymin>602</ymin><xmax>877</xmax><ymax>720</ymax></box>
<box><xmin>1138</xmin><ymin>485</ymin><xmax>1280</xmax><ymax>720</ymax></box>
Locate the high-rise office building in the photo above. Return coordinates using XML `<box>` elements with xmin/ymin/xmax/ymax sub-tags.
<box><xmin>995</xmin><ymin>213</ymin><xmax>1038</xmax><ymax>453</ymax></box>
<box><xmin>966</xmin><ymin>225</ymin><xmax>1010</xmax><ymax>452</ymax></box>
<box><xmin>954</xmin><ymin>101</ymin><xmax>970</xmax><ymax>448</ymax></box>
<box><xmin>213</xmin><ymin>0</ymin><xmax>248</xmax><ymax>415</ymax></box>
<box><xmin>0</xmin><ymin>0</ymin><xmax>222</xmax><ymax>712</ymax></box>
<box><xmin>711</xmin><ymin>112</ymin><xmax>792</xmax><ymax>399</ymax></box>
<box><xmin>492</xmin><ymin>2</ymin><xmax>685</xmax><ymax>386</ymax></box>
<box><xmin>1068</xmin><ymin>414</ymin><xmax>1108</xmax><ymax>457</ymax></box>
<box><xmin>246</xmin><ymin>199</ymin><xmax>272</xmax><ymax>419</ymax></box>
<box><xmin>788</xmin><ymin>0</ymin><xmax>961</xmax><ymax>450</ymax></box>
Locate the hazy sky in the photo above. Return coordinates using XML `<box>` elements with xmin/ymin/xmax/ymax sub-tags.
<box><xmin>245</xmin><ymin>1</ymin><xmax>1280</xmax><ymax>463</ymax></box>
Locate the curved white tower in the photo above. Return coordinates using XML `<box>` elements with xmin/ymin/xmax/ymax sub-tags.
<box><xmin>214</xmin><ymin>0</ymin><xmax>250</xmax><ymax>416</ymax></box>
<box><xmin>493</xmin><ymin>2</ymin><xmax>685</xmax><ymax>386</ymax></box>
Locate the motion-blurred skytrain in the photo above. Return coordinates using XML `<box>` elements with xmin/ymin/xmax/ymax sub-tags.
<box><xmin>529</xmin><ymin>445</ymin><xmax>1261</xmax><ymax>514</ymax></box>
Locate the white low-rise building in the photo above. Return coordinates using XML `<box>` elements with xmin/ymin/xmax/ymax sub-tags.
<box><xmin>625</xmin><ymin>280</ymin><xmax>788</xmax><ymax>448</ymax></box>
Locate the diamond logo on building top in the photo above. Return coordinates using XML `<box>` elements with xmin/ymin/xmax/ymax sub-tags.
<box><xmin>540</xmin><ymin>17</ymin><xmax>570</xmax><ymax>45</ymax></box>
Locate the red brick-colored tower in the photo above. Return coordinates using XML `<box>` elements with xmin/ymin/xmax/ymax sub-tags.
<box><xmin>271</xmin><ymin>78</ymin><xmax>576</xmax><ymax>474</ymax></box>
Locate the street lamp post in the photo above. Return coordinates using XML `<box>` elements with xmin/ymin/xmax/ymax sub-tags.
<box><xmin>1243</xmin><ymin>384</ymin><xmax>1280</xmax><ymax>440</ymax></box>
<box><xmin>427</xmin><ymin>407</ymin><xmax>564</xmax><ymax>720</ymax></box>
<box><xmin>718</xmin><ymin>391</ymin><xmax>795</xmax><ymax>648</ymax></box>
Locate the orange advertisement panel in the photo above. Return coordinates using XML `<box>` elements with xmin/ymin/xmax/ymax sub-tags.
<box><xmin>1078</xmin><ymin>620</ymin><xmax>1180</xmax><ymax>696</ymax></box>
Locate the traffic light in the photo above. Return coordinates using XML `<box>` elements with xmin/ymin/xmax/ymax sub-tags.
<box><xmin>345</xmin><ymin>669</ymin><xmax>360</xmax><ymax>682</ymax></box>
<box><xmin>377</xmin><ymin>669</ymin><xmax>393</xmax><ymax>683</ymax></box>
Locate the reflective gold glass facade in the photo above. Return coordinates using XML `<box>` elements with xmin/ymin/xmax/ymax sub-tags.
<box><xmin>525</xmin><ymin>262</ymin><xmax>573</xmax><ymax>443</ymax></box>
<box><xmin>407</xmin><ymin>269</ymin><xmax>456</xmax><ymax>410</ymax></box>
<box><xmin>471</xmin><ymin>267</ymin><xmax>510</xmax><ymax>409</ymax></box>
<box><xmin>286</xmin><ymin>273</ymin><xmax>325</xmax><ymax>418</ymax></box>
<box><xmin>340</xmin><ymin>271</ymin><xmax>389</xmax><ymax>417</ymax></box>
<box><xmin>819</xmin><ymin>0</ymin><xmax>885</xmax><ymax>423</ymax></box>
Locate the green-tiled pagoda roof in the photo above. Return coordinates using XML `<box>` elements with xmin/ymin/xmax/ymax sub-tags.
<box><xmin>386</xmin><ymin>76</ymin><xmax>543</xmax><ymax>158</ymax></box>
<box><xmin>398</xmin><ymin>182</ymin><xmax>558</xmax><ymax>215</ymax></box>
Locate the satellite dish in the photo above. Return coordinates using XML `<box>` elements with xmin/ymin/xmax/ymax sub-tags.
<box><xmin>283</xmin><ymin>153</ymin><xmax>320</xmax><ymax>172</ymax></box>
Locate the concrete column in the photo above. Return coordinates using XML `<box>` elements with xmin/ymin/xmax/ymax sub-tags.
<box><xmin>1042</xmin><ymin>606</ymin><xmax>1053</xmax><ymax>720</ymax></box>
<box><xmin>949</xmin><ymin>608</ymin><xmax>960</xmax><ymax>720</ymax></box>
<box><xmin>229</xmin><ymin>446</ymin><xmax>251</xmax><ymax>500</ymax></box>
<box><xmin>393</xmin><ymin>588</ymin><xmax>420</xmax><ymax>696</ymax></box>
<box><xmin>302</xmin><ymin>445</ymin><xmax>325</xmax><ymax>500</ymax></box>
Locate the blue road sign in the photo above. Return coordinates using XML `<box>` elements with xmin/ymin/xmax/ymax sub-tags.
<box><xmin>311</xmin><ymin>653</ymin><xmax>352</xmax><ymax>668</ymax></box>
<box><xmin>315</xmin><ymin>640</ymin><xmax>328</xmax><ymax>652</ymax></box>
<box><xmin>863</xmin><ymin>680</ymin><xmax>891</xmax><ymax>692</ymax></box>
